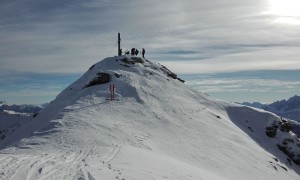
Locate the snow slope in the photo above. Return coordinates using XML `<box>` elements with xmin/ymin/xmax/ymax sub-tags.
<box><xmin>0</xmin><ymin>56</ymin><xmax>299</xmax><ymax>180</ymax></box>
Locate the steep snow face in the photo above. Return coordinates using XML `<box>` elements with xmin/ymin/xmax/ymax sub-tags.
<box><xmin>0</xmin><ymin>56</ymin><xmax>299</xmax><ymax>180</ymax></box>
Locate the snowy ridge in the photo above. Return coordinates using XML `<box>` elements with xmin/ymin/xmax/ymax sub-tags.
<box><xmin>0</xmin><ymin>56</ymin><xmax>299</xmax><ymax>180</ymax></box>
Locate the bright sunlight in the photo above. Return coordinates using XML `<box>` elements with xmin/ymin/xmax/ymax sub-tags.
<box><xmin>268</xmin><ymin>0</ymin><xmax>300</xmax><ymax>24</ymax></box>
<box><xmin>269</xmin><ymin>0</ymin><xmax>300</xmax><ymax>16</ymax></box>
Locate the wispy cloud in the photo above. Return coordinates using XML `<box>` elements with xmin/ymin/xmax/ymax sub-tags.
<box><xmin>162</xmin><ymin>47</ymin><xmax>300</xmax><ymax>73</ymax></box>
<box><xmin>1</xmin><ymin>0</ymin><xmax>300</xmax><ymax>103</ymax></box>
<box><xmin>182</xmin><ymin>70</ymin><xmax>300</xmax><ymax>102</ymax></box>
<box><xmin>187</xmin><ymin>78</ymin><xmax>300</xmax><ymax>92</ymax></box>
<box><xmin>1</xmin><ymin>0</ymin><xmax>299</xmax><ymax>75</ymax></box>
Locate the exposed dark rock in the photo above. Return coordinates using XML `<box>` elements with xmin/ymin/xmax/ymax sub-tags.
<box><xmin>248</xmin><ymin>127</ymin><xmax>254</xmax><ymax>132</ymax></box>
<box><xmin>279</xmin><ymin>121</ymin><xmax>293</xmax><ymax>132</ymax></box>
<box><xmin>167</xmin><ymin>73</ymin><xmax>177</xmax><ymax>79</ymax></box>
<box><xmin>114</xmin><ymin>73</ymin><xmax>122</xmax><ymax>78</ymax></box>
<box><xmin>285</xmin><ymin>138</ymin><xmax>295</xmax><ymax>143</ymax></box>
<box><xmin>89</xmin><ymin>64</ymin><xmax>95</xmax><ymax>70</ymax></box>
<box><xmin>131</xmin><ymin>57</ymin><xmax>144</xmax><ymax>64</ymax></box>
<box><xmin>278</xmin><ymin>144</ymin><xmax>290</xmax><ymax>155</ymax></box>
<box><xmin>160</xmin><ymin>65</ymin><xmax>185</xmax><ymax>83</ymax></box>
<box><xmin>266</xmin><ymin>126</ymin><xmax>277</xmax><ymax>138</ymax></box>
<box><xmin>120</xmin><ymin>64</ymin><xmax>130</xmax><ymax>68</ymax></box>
<box><xmin>295</xmin><ymin>156</ymin><xmax>300</xmax><ymax>165</ymax></box>
<box><xmin>177</xmin><ymin>78</ymin><xmax>185</xmax><ymax>83</ymax></box>
<box><xmin>277</xmin><ymin>143</ymin><xmax>300</xmax><ymax>165</ymax></box>
<box><xmin>287</xmin><ymin>158</ymin><xmax>292</xmax><ymax>166</ymax></box>
<box><xmin>33</xmin><ymin>113</ymin><xmax>39</xmax><ymax>118</ymax></box>
<box><xmin>0</xmin><ymin>131</ymin><xmax>6</xmax><ymax>140</ymax></box>
<box><xmin>85</xmin><ymin>73</ymin><xmax>111</xmax><ymax>88</ymax></box>
<box><xmin>266</xmin><ymin>120</ymin><xmax>294</xmax><ymax>138</ymax></box>
<box><xmin>278</xmin><ymin>164</ymin><xmax>288</xmax><ymax>171</ymax></box>
<box><xmin>120</xmin><ymin>57</ymin><xmax>135</xmax><ymax>64</ymax></box>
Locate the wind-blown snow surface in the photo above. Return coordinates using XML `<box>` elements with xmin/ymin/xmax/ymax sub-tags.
<box><xmin>0</xmin><ymin>56</ymin><xmax>299</xmax><ymax>180</ymax></box>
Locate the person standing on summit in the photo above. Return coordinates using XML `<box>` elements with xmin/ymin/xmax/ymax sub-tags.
<box><xmin>142</xmin><ymin>48</ymin><xmax>145</xmax><ymax>58</ymax></box>
<box><xmin>131</xmin><ymin>48</ymin><xmax>135</xmax><ymax>56</ymax></box>
<box><xmin>135</xmin><ymin>49</ymin><xmax>139</xmax><ymax>56</ymax></box>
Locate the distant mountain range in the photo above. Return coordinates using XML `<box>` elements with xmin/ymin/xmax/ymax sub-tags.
<box><xmin>0</xmin><ymin>101</ymin><xmax>46</xmax><ymax>145</ymax></box>
<box><xmin>240</xmin><ymin>95</ymin><xmax>300</xmax><ymax>121</ymax></box>
<box><xmin>0</xmin><ymin>101</ymin><xmax>46</xmax><ymax>116</ymax></box>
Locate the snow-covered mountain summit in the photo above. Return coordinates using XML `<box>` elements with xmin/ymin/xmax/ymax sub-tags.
<box><xmin>0</xmin><ymin>56</ymin><xmax>299</xmax><ymax>180</ymax></box>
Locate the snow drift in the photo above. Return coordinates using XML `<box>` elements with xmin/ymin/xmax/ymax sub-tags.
<box><xmin>0</xmin><ymin>56</ymin><xmax>299</xmax><ymax>180</ymax></box>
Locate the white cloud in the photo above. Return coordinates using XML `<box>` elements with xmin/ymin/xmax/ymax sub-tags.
<box><xmin>1</xmin><ymin>0</ymin><xmax>300</xmax><ymax>104</ymax></box>
<box><xmin>1</xmin><ymin>0</ymin><xmax>300</xmax><ymax>75</ymax></box>
<box><xmin>186</xmin><ymin>78</ymin><xmax>300</xmax><ymax>93</ymax></box>
<box><xmin>161</xmin><ymin>47</ymin><xmax>300</xmax><ymax>74</ymax></box>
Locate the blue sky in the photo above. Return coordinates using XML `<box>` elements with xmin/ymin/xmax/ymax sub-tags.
<box><xmin>0</xmin><ymin>0</ymin><xmax>300</xmax><ymax>104</ymax></box>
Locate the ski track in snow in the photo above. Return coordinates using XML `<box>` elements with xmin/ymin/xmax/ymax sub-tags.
<box><xmin>0</xmin><ymin>145</ymin><xmax>124</xmax><ymax>180</ymax></box>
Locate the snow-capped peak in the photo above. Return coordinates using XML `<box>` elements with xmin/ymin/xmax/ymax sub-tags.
<box><xmin>0</xmin><ymin>100</ymin><xmax>7</xmax><ymax>106</ymax></box>
<box><xmin>0</xmin><ymin>56</ymin><xmax>299</xmax><ymax>180</ymax></box>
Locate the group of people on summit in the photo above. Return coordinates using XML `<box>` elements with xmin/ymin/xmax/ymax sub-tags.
<box><xmin>120</xmin><ymin>48</ymin><xmax>146</xmax><ymax>58</ymax></box>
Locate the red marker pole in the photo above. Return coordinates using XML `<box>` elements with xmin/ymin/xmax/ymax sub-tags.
<box><xmin>112</xmin><ymin>84</ymin><xmax>115</xmax><ymax>100</ymax></box>
<box><xmin>110</xmin><ymin>84</ymin><xmax>115</xmax><ymax>101</ymax></box>
<box><xmin>110</xmin><ymin>84</ymin><xmax>112</xmax><ymax>101</ymax></box>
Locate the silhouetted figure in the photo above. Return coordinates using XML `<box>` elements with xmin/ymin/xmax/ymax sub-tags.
<box><xmin>135</xmin><ymin>49</ymin><xmax>139</xmax><ymax>56</ymax></box>
<box><xmin>142</xmin><ymin>48</ymin><xmax>145</xmax><ymax>58</ymax></box>
<box><xmin>125</xmin><ymin>50</ymin><xmax>129</xmax><ymax>55</ymax></box>
<box><xmin>131</xmin><ymin>48</ymin><xmax>135</xmax><ymax>55</ymax></box>
<box><xmin>119</xmin><ymin>48</ymin><xmax>122</xmax><ymax>55</ymax></box>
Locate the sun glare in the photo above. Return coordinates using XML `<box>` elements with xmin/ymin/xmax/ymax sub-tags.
<box><xmin>269</xmin><ymin>0</ymin><xmax>300</xmax><ymax>17</ymax></box>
